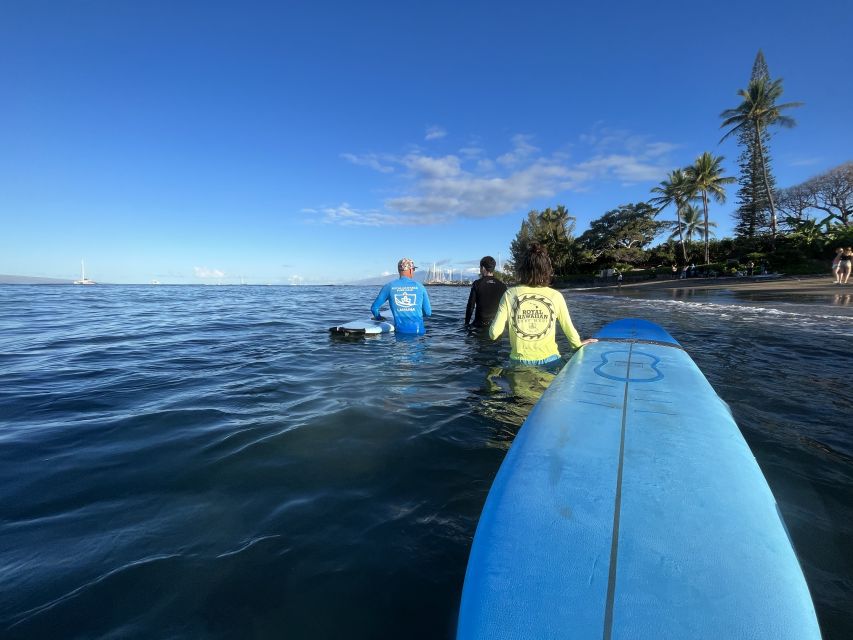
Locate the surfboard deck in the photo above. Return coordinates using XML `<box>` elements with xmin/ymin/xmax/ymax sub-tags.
<box><xmin>457</xmin><ymin>318</ymin><xmax>820</xmax><ymax>639</ymax></box>
<box><xmin>328</xmin><ymin>317</ymin><xmax>395</xmax><ymax>336</ymax></box>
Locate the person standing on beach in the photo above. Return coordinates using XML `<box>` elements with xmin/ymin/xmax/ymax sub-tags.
<box><xmin>489</xmin><ymin>243</ymin><xmax>596</xmax><ymax>365</ymax></box>
<box><xmin>465</xmin><ymin>256</ymin><xmax>507</xmax><ymax>328</ymax></box>
<box><xmin>840</xmin><ymin>248</ymin><xmax>853</xmax><ymax>285</ymax></box>
<box><xmin>833</xmin><ymin>248</ymin><xmax>844</xmax><ymax>284</ymax></box>
<box><xmin>371</xmin><ymin>258</ymin><xmax>432</xmax><ymax>334</ymax></box>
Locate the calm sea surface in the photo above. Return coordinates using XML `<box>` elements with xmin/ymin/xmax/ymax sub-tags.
<box><xmin>1</xmin><ymin>284</ymin><xmax>851</xmax><ymax>639</ymax></box>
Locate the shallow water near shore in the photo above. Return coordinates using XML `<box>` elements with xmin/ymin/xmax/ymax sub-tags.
<box><xmin>1</xmin><ymin>284</ymin><xmax>851</xmax><ymax>639</ymax></box>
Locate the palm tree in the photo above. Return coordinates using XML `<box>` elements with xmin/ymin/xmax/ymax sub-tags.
<box><xmin>650</xmin><ymin>169</ymin><xmax>692</xmax><ymax>263</ymax></box>
<box><xmin>538</xmin><ymin>205</ymin><xmax>575</xmax><ymax>275</ymax></box>
<box><xmin>685</xmin><ymin>152</ymin><xmax>735</xmax><ymax>263</ymax></box>
<box><xmin>670</xmin><ymin>203</ymin><xmax>716</xmax><ymax>246</ymax></box>
<box><xmin>720</xmin><ymin>77</ymin><xmax>802</xmax><ymax>244</ymax></box>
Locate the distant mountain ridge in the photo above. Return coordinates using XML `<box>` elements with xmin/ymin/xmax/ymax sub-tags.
<box><xmin>0</xmin><ymin>274</ymin><xmax>73</xmax><ymax>284</ymax></box>
<box><xmin>342</xmin><ymin>272</ymin><xmax>427</xmax><ymax>286</ymax></box>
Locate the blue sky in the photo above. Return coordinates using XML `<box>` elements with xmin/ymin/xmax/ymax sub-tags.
<box><xmin>2</xmin><ymin>0</ymin><xmax>851</xmax><ymax>284</ymax></box>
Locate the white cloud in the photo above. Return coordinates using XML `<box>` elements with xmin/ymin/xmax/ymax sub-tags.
<box><xmin>326</xmin><ymin>129</ymin><xmax>677</xmax><ymax>225</ymax></box>
<box><xmin>386</xmin><ymin>161</ymin><xmax>579</xmax><ymax>217</ymax></box>
<box><xmin>312</xmin><ymin>203</ymin><xmax>449</xmax><ymax>226</ymax></box>
<box><xmin>194</xmin><ymin>266</ymin><xmax>225</xmax><ymax>278</ymax></box>
<box><xmin>497</xmin><ymin>134</ymin><xmax>540</xmax><ymax>166</ymax></box>
<box><xmin>401</xmin><ymin>153</ymin><xmax>462</xmax><ymax>178</ymax></box>
<box><xmin>425</xmin><ymin>125</ymin><xmax>447</xmax><ymax>141</ymax></box>
<box><xmin>340</xmin><ymin>152</ymin><xmax>394</xmax><ymax>173</ymax></box>
<box><xmin>645</xmin><ymin>142</ymin><xmax>680</xmax><ymax>157</ymax></box>
<box><xmin>576</xmin><ymin>154</ymin><xmax>667</xmax><ymax>183</ymax></box>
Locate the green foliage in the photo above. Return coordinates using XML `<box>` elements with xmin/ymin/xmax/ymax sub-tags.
<box><xmin>732</xmin><ymin>51</ymin><xmax>775</xmax><ymax>239</ymax></box>
<box><xmin>645</xmin><ymin>241</ymin><xmax>677</xmax><ymax>266</ymax></box>
<box><xmin>508</xmin><ymin>205</ymin><xmax>577</xmax><ymax>278</ymax></box>
<box><xmin>577</xmin><ymin>202</ymin><xmax>664</xmax><ymax>266</ymax></box>
<box><xmin>650</xmin><ymin>169</ymin><xmax>693</xmax><ymax>261</ymax></box>
<box><xmin>720</xmin><ymin>74</ymin><xmax>803</xmax><ymax>241</ymax></box>
<box><xmin>685</xmin><ymin>152</ymin><xmax>736</xmax><ymax>263</ymax></box>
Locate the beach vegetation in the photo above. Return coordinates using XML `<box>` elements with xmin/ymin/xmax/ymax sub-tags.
<box><xmin>650</xmin><ymin>169</ymin><xmax>693</xmax><ymax>262</ymax></box>
<box><xmin>778</xmin><ymin>161</ymin><xmax>853</xmax><ymax>229</ymax></box>
<box><xmin>721</xmin><ymin>72</ymin><xmax>803</xmax><ymax>244</ymax></box>
<box><xmin>503</xmin><ymin>54</ymin><xmax>839</xmax><ymax>281</ymax></box>
<box><xmin>577</xmin><ymin>203</ymin><xmax>665</xmax><ymax>267</ymax></box>
<box><xmin>684</xmin><ymin>152</ymin><xmax>736</xmax><ymax>264</ymax></box>
<box><xmin>508</xmin><ymin>205</ymin><xmax>578</xmax><ymax>279</ymax></box>
<box><xmin>729</xmin><ymin>52</ymin><xmax>776</xmax><ymax>240</ymax></box>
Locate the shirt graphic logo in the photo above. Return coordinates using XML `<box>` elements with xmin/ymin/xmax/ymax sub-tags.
<box><xmin>511</xmin><ymin>294</ymin><xmax>555</xmax><ymax>340</ymax></box>
<box><xmin>394</xmin><ymin>292</ymin><xmax>417</xmax><ymax>307</ymax></box>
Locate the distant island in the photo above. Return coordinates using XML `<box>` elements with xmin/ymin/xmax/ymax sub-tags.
<box><xmin>0</xmin><ymin>274</ymin><xmax>73</xmax><ymax>285</ymax></box>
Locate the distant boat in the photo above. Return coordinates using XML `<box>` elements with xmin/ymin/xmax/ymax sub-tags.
<box><xmin>151</xmin><ymin>280</ymin><xmax>161</xmax><ymax>285</ymax></box>
<box><xmin>73</xmin><ymin>259</ymin><xmax>96</xmax><ymax>285</ymax></box>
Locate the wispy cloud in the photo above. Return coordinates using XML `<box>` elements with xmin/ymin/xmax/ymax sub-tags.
<box><xmin>320</xmin><ymin>129</ymin><xmax>677</xmax><ymax>225</ymax></box>
<box><xmin>194</xmin><ymin>266</ymin><xmax>225</xmax><ymax>278</ymax></box>
<box><xmin>787</xmin><ymin>156</ymin><xmax>822</xmax><ymax>167</ymax></box>
<box><xmin>425</xmin><ymin>125</ymin><xmax>447</xmax><ymax>141</ymax></box>
<box><xmin>304</xmin><ymin>204</ymin><xmax>449</xmax><ymax>227</ymax></box>
<box><xmin>340</xmin><ymin>152</ymin><xmax>395</xmax><ymax>173</ymax></box>
<box><xmin>497</xmin><ymin>134</ymin><xmax>539</xmax><ymax>166</ymax></box>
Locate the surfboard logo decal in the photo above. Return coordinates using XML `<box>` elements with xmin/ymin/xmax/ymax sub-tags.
<box><xmin>510</xmin><ymin>294</ymin><xmax>556</xmax><ymax>340</ymax></box>
<box><xmin>594</xmin><ymin>350</ymin><xmax>664</xmax><ymax>383</ymax></box>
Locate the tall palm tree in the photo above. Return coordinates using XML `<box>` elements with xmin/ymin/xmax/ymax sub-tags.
<box><xmin>720</xmin><ymin>77</ymin><xmax>802</xmax><ymax>244</ymax></box>
<box><xmin>650</xmin><ymin>169</ymin><xmax>692</xmax><ymax>263</ymax></box>
<box><xmin>685</xmin><ymin>152</ymin><xmax>735</xmax><ymax>263</ymax></box>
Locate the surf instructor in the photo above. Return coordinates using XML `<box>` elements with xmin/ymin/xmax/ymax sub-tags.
<box><xmin>371</xmin><ymin>258</ymin><xmax>432</xmax><ymax>335</ymax></box>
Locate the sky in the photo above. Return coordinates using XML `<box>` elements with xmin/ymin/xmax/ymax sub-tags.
<box><xmin>2</xmin><ymin>0</ymin><xmax>851</xmax><ymax>284</ymax></box>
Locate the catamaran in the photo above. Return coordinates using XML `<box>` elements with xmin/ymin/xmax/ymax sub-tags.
<box><xmin>73</xmin><ymin>259</ymin><xmax>96</xmax><ymax>285</ymax></box>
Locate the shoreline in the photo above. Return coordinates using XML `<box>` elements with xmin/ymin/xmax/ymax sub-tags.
<box><xmin>568</xmin><ymin>274</ymin><xmax>849</xmax><ymax>299</ymax></box>
<box><xmin>563</xmin><ymin>274</ymin><xmax>853</xmax><ymax>315</ymax></box>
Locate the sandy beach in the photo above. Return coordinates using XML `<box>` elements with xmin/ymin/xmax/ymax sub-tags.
<box><xmin>573</xmin><ymin>274</ymin><xmax>848</xmax><ymax>300</ymax></box>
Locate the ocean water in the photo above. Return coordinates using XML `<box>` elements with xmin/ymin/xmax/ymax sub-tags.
<box><xmin>1</xmin><ymin>284</ymin><xmax>851</xmax><ymax>639</ymax></box>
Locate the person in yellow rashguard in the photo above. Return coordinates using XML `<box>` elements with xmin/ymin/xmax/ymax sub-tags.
<box><xmin>489</xmin><ymin>242</ymin><xmax>597</xmax><ymax>364</ymax></box>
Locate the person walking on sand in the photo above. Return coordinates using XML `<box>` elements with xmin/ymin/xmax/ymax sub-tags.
<box><xmin>465</xmin><ymin>256</ymin><xmax>507</xmax><ymax>328</ymax></box>
<box><xmin>840</xmin><ymin>248</ymin><xmax>853</xmax><ymax>285</ymax></box>
<box><xmin>489</xmin><ymin>243</ymin><xmax>596</xmax><ymax>365</ymax></box>
<box><xmin>832</xmin><ymin>247</ymin><xmax>844</xmax><ymax>284</ymax></box>
<box><xmin>616</xmin><ymin>269</ymin><xmax>623</xmax><ymax>289</ymax></box>
<box><xmin>371</xmin><ymin>258</ymin><xmax>432</xmax><ymax>334</ymax></box>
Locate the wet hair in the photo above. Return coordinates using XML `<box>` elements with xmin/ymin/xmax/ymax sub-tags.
<box><xmin>517</xmin><ymin>242</ymin><xmax>553</xmax><ymax>287</ymax></box>
<box><xmin>480</xmin><ymin>256</ymin><xmax>497</xmax><ymax>272</ymax></box>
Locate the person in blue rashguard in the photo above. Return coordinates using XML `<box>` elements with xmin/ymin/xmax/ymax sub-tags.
<box><xmin>371</xmin><ymin>258</ymin><xmax>432</xmax><ymax>334</ymax></box>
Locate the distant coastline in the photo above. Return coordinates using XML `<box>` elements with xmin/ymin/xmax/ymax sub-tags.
<box><xmin>0</xmin><ymin>274</ymin><xmax>73</xmax><ymax>285</ymax></box>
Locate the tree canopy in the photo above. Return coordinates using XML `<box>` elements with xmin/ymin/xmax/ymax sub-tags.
<box><xmin>577</xmin><ymin>203</ymin><xmax>664</xmax><ymax>265</ymax></box>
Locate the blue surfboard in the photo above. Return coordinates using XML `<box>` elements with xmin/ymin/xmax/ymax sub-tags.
<box><xmin>458</xmin><ymin>318</ymin><xmax>820</xmax><ymax>639</ymax></box>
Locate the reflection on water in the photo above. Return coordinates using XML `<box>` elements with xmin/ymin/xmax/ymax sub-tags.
<box><xmin>478</xmin><ymin>360</ymin><xmax>563</xmax><ymax>445</ymax></box>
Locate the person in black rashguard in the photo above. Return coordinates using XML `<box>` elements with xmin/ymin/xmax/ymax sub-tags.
<box><xmin>465</xmin><ymin>256</ymin><xmax>507</xmax><ymax>328</ymax></box>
